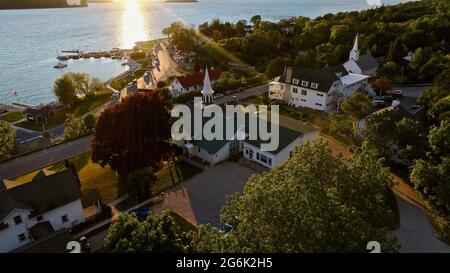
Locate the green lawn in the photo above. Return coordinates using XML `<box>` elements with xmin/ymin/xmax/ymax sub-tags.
<box><xmin>13</xmin><ymin>152</ymin><xmax>119</xmax><ymax>203</ymax></box>
<box><xmin>153</xmin><ymin>161</ymin><xmax>202</xmax><ymax>195</ymax></box>
<box><xmin>15</xmin><ymin>92</ymin><xmax>111</xmax><ymax>132</ymax></box>
<box><xmin>110</xmin><ymin>69</ymin><xmax>147</xmax><ymax>91</ymax></box>
<box><xmin>0</xmin><ymin>112</ymin><xmax>24</xmax><ymax>123</ymax></box>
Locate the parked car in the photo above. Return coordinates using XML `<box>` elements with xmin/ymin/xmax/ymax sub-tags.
<box><xmin>224</xmin><ymin>89</ymin><xmax>236</xmax><ymax>96</ymax></box>
<box><xmin>78</xmin><ymin>236</ymin><xmax>91</xmax><ymax>253</ymax></box>
<box><xmin>375</xmin><ymin>95</ymin><xmax>393</xmax><ymax>102</ymax></box>
<box><xmin>129</xmin><ymin>207</ymin><xmax>151</xmax><ymax>220</ymax></box>
<box><xmin>236</xmin><ymin>87</ymin><xmax>245</xmax><ymax>93</ymax></box>
<box><xmin>111</xmin><ymin>91</ymin><xmax>120</xmax><ymax>99</ymax></box>
<box><xmin>386</xmin><ymin>89</ymin><xmax>403</xmax><ymax>97</ymax></box>
<box><xmin>214</xmin><ymin>93</ymin><xmax>224</xmax><ymax>99</ymax></box>
<box><xmin>371</xmin><ymin>99</ymin><xmax>386</xmax><ymax>108</ymax></box>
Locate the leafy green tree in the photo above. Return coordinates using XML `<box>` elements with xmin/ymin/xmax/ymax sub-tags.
<box><xmin>250</xmin><ymin>15</ymin><xmax>262</xmax><ymax>27</ymax></box>
<box><xmin>88</xmin><ymin>77</ymin><xmax>105</xmax><ymax>95</ymax></box>
<box><xmin>83</xmin><ymin>114</ymin><xmax>96</xmax><ymax>133</ymax></box>
<box><xmin>192</xmin><ymin>140</ymin><xmax>398</xmax><ymax>253</ymax></box>
<box><xmin>328</xmin><ymin>113</ymin><xmax>352</xmax><ymax>139</ymax></box>
<box><xmin>395</xmin><ymin>117</ymin><xmax>427</xmax><ymax>162</ymax></box>
<box><xmin>388</xmin><ymin>37</ymin><xmax>407</xmax><ymax>62</ymax></box>
<box><xmin>411</xmin><ymin>157</ymin><xmax>450</xmax><ymax>213</ymax></box>
<box><xmin>265</xmin><ymin>57</ymin><xmax>287</xmax><ymax>79</ymax></box>
<box><xmin>409</xmin><ymin>47</ymin><xmax>432</xmax><ymax>70</ymax></box>
<box><xmin>63</xmin><ymin>114</ymin><xmax>83</xmax><ymax>141</ymax></box>
<box><xmin>0</xmin><ymin>121</ymin><xmax>16</xmax><ymax>160</ymax></box>
<box><xmin>126</xmin><ymin>168</ymin><xmax>154</xmax><ymax>202</ymax></box>
<box><xmin>361</xmin><ymin>110</ymin><xmax>400</xmax><ymax>159</ymax></box>
<box><xmin>340</xmin><ymin>92</ymin><xmax>372</xmax><ymax>134</ymax></box>
<box><xmin>428</xmin><ymin>119</ymin><xmax>450</xmax><ymax>160</ymax></box>
<box><xmin>330</xmin><ymin>24</ymin><xmax>353</xmax><ymax>45</ymax></box>
<box><xmin>104</xmin><ymin>211</ymin><xmax>192</xmax><ymax>253</ymax></box>
<box><xmin>53</xmin><ymin>74</ymin><xmax>77</xmax><ymax>106</ymax></box>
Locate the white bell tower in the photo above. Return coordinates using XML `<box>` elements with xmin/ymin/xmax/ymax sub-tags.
<box><xmin>202</xmin><ymin>67</ymin><xmax>215</xmax><ymax>105</ymax></box>
<box><xmin>349</xmin><ymin>35</ymin><xmax>360</xmax><ymax>61</ymax></box>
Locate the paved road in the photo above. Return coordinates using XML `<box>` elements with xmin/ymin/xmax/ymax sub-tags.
<box><xmin>216</xmin><ymin>84</ymin><xmax>268</xmax><ymax>105</ymax></box>
<box><xmin>389</xmin><ymin>197</ymin><xmax>450</xmax><ymax>253</ymax></box>
<box><xmin>394</xmin><ymin>85</ymin><xmax>431</xmax><ymax>98</ymax></box>
<box><xmin>151</xmin><ymin>41</ymin><xmax>182</xmax><ymax>82</ymax></box>
<box><xmin>0</xmin><ymin>135</ymin><xmax>93</xmax><ymax>179</ymax></box>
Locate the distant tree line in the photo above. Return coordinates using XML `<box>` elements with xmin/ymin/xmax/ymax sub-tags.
<box><xmin>0</xmin><ymin>0</ymin><xmax>87</xmax><ymax>9</ymax></box>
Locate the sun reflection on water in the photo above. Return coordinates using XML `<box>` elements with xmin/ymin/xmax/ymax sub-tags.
<box><xmin>120</xmin><ymin>0</ymin><xmax>148</xmax><ymax>49</ymax></box>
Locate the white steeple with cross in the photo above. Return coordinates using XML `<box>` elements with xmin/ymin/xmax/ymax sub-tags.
<box><xmin>202</xmin><ymin>67</ymin><xmax>215</xmax><ymax>104</ymax></box>
<box><xmin>349</xmin><ymin>35</ymin><xmax>360</xmax><ymax>61</ymax></box>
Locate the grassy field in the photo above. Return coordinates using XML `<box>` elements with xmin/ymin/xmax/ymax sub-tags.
<box><xmin>12</xmin><ymin>154</ymin><xmax>201</xmax><ymax>205</ymax></box>
<box><xmin>13</xmin><ymin>152</ymin><xmax>119</xmax><ymax>203</ymax></box>
<box><xmin>0</xmin><ymin>112</ymin><xmax>24</xmax><ymax>123</ymax></box>
<box><xmin>15</xmin><ymin>92</ymin><xmax>111</xmax><ymax>132</ymax></box>
<box><xmin>153</xmin><ymin>161</ymin><xmax>202</xmax><ymax>195</ymax></box>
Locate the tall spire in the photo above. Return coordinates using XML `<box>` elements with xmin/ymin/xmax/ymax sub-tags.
<box><xmin>202</xmin><ymin>67</ymin><xmax>215</xmax><ymax>104</ymax></box>
<box><xmin>349</xmin><ymin>34</ymin><xmax>360</xmax><ymax>61</ymax></box>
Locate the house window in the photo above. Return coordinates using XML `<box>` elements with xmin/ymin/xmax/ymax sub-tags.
<box><xmin>268</xmin><ymin>158</ymin><xmax>272</xmax><ymax>166</ymax></box>
<box><xmin>301</xmin><ymin>90</ymin><xmax>307</xmax><ymax>96</ymax></box>
<box><xmin>245</xmin><ymin>149</ymin><xmax>248</xmax><ymax>154</ymax></box>
<box><xmin>311</xmin><ymin>83</ymin><xmax>319</xmax><ymax>89</ymax></box>
<box><xmin>315</xmin><ymin>103</ymin><xmax>323</xmax><ymax>107</ymax></box>
<box><xmin>317</xmin><ymin>93</ymin><xmax>324</xmax><ymax>97</ymax></box>
<box><xmin>13</xmin><ymin>215</ymin><xmax>22</xmax><ymax>225</ymax></box>
<box><xmin>18</xmin><ymin>233</ymin><xmax>26</xmax><ymax>242</ymax></box>
<box><xmin>301</xmin><ymin>81</ymin><xmax>308</xmax><ymax>87</ymax></box>
<box><xmin>61</xmin><ymin>215</ymin><xmax>68</xmax><ymax>223</ymax></box>
<box><xmin>292</xmin><ymin>79</ymin><xmax>299</xmax><ymax>85</ymax></box>
<box><xmin>260</xmin><ymin>154</ymin><xmax>268</xmax><ymax>164</ymax></box>
<box><xmin>36</xmin><ymin>215</ymin><xmax>44</xmax><ymax>222</ymax></box>
<box><xmin>292</xmin><ymin>88</ymin><xmax>298</xmax><ymax>94</ymax></box>
<box><xmin>256</xmin><ymin>153</ymin><xmax>260</xmax><ymax>160</ymax></box>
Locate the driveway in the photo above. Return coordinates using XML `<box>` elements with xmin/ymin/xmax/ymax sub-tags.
<box><xmin>390</xmin><ymin>197</ymin><xmax>450</xmax><ymax>253</ymax></box>
<box><xmin>154</xmin><ymin>162</ymin><xmax>256</xmax><ymax>227</ymax></box>
<box><xmin>318</xmin><ymin>134</ymin><xmax>450</xmax><ymax>253</ymax></box>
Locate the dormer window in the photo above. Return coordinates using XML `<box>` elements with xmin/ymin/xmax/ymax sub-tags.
<box><xmin>13</xmin><ymin>215</ymin><xmax>22</xmax><ymax>225</ymax></box>
<box><xmin>301</xmin><ymin>81</ymin><xmax>308</xmax><ymax>87</ymax></box>
<box><xmin>311</xmin><ymin>83</ymin><xmax>319</xmax><ymax>89</ymax></box>
<box><xmin>292</xmin><ymin>79</ymin><xmax>299</xmax><ymax>85</ymax></box>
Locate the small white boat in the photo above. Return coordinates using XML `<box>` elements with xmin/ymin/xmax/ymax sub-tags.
<box><xmin>53</xmin><ymin>62</ymin><xmax>67</xmax><ymax>69</ymax></box>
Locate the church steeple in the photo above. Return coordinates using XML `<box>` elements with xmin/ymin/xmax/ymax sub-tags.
<box><xmin>349</xmin><ymin>35</ymin><xmax>360</xmax><ymax>61</ymax></box>
<box><xmin>201</xmin><ymin>67</ymin><xmax>215</xmax><ymax>104</ymax></box>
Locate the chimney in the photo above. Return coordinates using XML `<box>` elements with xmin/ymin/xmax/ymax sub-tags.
<box><xmin>285</xmin><ymin>67</ymin><xmax>293</xmax><ymax>83</ymax></box>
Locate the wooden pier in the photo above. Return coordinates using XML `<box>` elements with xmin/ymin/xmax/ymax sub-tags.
<box><xmin>57</xmin><ymin>49</ymin><xmax>126</xmax><ymax>61</ymax></box>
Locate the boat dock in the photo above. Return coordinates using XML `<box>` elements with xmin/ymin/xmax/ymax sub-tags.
<box><xmin>57</xmin><ymin>49</ymin><xmax>127</xmax><ymax>61</ymax></box>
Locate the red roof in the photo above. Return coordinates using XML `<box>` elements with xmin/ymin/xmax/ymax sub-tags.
<box><xmin>176</xmin><ymin>69</ymin><xmax>222</xmax><ymax>89</ymax></box>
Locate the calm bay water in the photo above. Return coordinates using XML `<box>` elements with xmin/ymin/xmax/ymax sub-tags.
<box><xmin>0</xmin><ymin>0</ymin><xmax>411</xmax><ymax>105</ymax></box>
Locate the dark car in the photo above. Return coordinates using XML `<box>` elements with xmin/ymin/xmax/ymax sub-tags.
<box><xmin>224</xmin><ymin>89</ymin><xmax>236</xmax><ymax>96</ymax></box>
<box><xmin>129</xmin><ymin>207</ymin><xmax>151</xmax><ymax>220</ymax></box>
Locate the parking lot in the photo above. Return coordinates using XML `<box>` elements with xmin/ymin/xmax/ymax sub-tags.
<box><xmin>153</xmin><ymin>162</ymin><xmax>256</xmax><ymax>227</ymax></box>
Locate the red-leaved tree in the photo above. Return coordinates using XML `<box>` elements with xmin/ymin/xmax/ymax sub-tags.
<box><xmin>92</xmin><ymin>92</ymin><xmax>173</xmax><ymax>178</ymax></box>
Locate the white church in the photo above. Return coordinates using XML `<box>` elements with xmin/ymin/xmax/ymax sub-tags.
<box><xmin>176</xmin><ymin>68</ymin><xmax>306</xmax><ymax>169</ymax></box>
<box><xmin>269</xmin><ymin>35</ymin><xmax>378</xmax><ymax>112</ymax></box>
